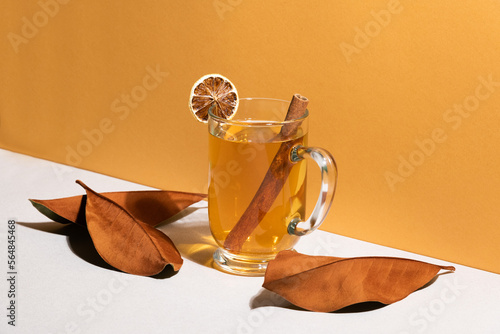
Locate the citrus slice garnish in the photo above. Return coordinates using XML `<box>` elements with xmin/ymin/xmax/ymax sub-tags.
<box><xmin>189</xmin><ymin>74</ymin><xmax>239</xmax><ymax>123</ymax></box>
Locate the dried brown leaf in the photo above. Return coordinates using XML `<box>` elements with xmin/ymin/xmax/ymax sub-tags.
<box><xmin>263</xmin><ymin>250</ymin><xmax>455</xmax><ymax>312</ymax></box>
<box><xmin>30</xmin><ymin>189</ymin><xmax>206</xmax><ymax>227</ymax></box>
<box><xmin>77</xmin><ymin>180</ymin><xmax>183</xmax><ymax>276</ymax></box>
<box><xmin>30</xmin><ymin>196</ymin><xmax>87</xmax><ymax>226</ymax></box>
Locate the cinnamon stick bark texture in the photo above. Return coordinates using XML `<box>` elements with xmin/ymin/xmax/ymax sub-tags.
<box><xmin>223</xmin><ymin>94</ymin><xmax>309</xmax><ymax>252</ymax></box>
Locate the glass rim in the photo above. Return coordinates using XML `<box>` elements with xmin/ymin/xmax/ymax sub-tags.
<box><xmin>208</xmin><ymin>97</ymin><xmax>309</xmax><ymax>126</ymax></box>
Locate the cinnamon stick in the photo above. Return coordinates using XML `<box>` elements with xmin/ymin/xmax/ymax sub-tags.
<box><xmin>223</xmin><ymin>94</ymin><xmax>309</xmax><ymax>252</ymax></box>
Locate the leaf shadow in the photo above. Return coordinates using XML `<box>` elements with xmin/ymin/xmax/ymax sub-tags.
<box><xmin>65</xmin><ymin>224</ymin><xmax>120</xmax><ymax>272</ymax></box>
<box><xmin>418</xmin><ymin>270</ymin><xmax>454</xmax><ymax>290</ymax></box>
<box><xmin>18</xmin><ymin>221</ymin><xmax>74</xmax><ymax>236</ymax></box>
<box><xmin>250</xmin><ymin>288</ymin><xmax>387</xmax><ymax>313</ymax></box>
<box><xmin>250</xmin><ymin>288</ymin><xmax>305</xmax><ymax>311</ymax></box>
<box><xmin>18</xmin><ymin>221</ymin><xmax>116</xmax><ymax>271</ymax></box>
<box><xmin>18</xmin><ymin>221</ymin><xmax>178</xmax><ymax>279</ymax></box>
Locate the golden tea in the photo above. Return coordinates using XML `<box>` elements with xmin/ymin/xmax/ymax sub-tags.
<box><xmin>208</xmin><ymin>126</ymin><xmax>307</xmax><ymax>257</ymax></box>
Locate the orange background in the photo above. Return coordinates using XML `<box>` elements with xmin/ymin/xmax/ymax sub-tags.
<box><xmin>1</xmin><ymin>1</ymin><xmax>499</xmax><ymax>273</ymax></box>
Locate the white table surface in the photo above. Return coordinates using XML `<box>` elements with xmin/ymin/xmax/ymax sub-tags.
<box><xmin>1</xmin><ymin>148</ymin><xmax>499</xmax><ymax>334</ymax></box>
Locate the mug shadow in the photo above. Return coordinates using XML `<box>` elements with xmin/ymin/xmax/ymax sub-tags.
<box><xmin>156</xmin><ymin>204</ymin><xmax>217</xmax><ymax>269</ymax></box>
<box><xmin>18</xmin><ymin>221</ymin><xmax>179</xmax><ymax>279</ymax></box>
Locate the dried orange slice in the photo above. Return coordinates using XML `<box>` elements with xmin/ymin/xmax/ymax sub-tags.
<box><xmin>189</xmin><ymin>74</ymin><xmax>239</xmax><ymax>123</ymax></box>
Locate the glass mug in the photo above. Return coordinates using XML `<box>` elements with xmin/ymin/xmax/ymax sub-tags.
<box><xmin>208</xmin><ymin>98</ymin><xmax>337</xmax><ymax>276</ymax></box>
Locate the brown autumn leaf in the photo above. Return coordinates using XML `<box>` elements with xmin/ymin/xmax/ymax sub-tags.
<box><xmin>29</xmin><ymin>189</ymin><xmax>206</xmax><ymax>227</ymax></box>
<box><xmin>263</xmin><ymin>250</ymin><xmax>455</xmax><ymax>312</ymax></box>
<box><xmin>77</xmin><ymin>180</ymin><xmax>183</xmax><ymax>276</ymax></box>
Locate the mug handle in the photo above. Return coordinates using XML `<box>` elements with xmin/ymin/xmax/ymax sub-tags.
<box><xmin>288</xmin><ymin>145</ymin><xmax>338</xmax><ymax>236</ymax></box>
